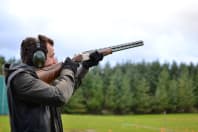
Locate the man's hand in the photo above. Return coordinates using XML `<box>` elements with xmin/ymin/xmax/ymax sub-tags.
<box><xmin>62</xmin><ymin>57</ymin><xmax>79</xmax><ymax>74</ymax></box>
<box><xmin>82</xmin><ymin>51</ymin><xmax>103</xmax><ymax>69</ymax></box>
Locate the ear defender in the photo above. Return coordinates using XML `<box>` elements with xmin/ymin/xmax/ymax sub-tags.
<box><xmin>32</xmin><ymin>42</ymin><xmax>46</xmax><ymax>68</ymax></box>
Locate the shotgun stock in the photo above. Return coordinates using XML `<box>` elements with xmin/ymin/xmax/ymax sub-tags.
<box><xmin>36</xmin><ymin>40</ymin><xmax>144</xmax><ymax>83</ymax></box>
<box><xmin>36</xmin><ymin>62</ymin><xmax>62</xmax><ymax>84</ymax></box>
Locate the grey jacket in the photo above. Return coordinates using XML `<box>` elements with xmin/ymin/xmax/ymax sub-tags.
<box><xmin>5</xmin><ymin>63</ymin><xmax>87</xmax><ymax>132</ymax></box>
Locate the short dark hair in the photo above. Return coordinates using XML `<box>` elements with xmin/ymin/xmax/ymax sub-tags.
<box><xmin>20</xmin><ymin>34</ymin><xmax>54</xmax><ymax>66</ymax></box>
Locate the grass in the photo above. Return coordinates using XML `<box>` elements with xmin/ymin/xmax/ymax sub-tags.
<box><xmin>0</xmin><ymin>114</ymin><xmax>198</xmax><ymax>132</ymax></box>
<box><xmin>0</xmin><ymin>115</ymin><xmax>9</xmax><ymax>132</ymax></box>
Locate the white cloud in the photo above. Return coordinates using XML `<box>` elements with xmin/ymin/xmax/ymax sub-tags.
<box><xmin>1</xmin><ymin>0</ymin><xmax>198</xmax><ymax>64</ymax></box>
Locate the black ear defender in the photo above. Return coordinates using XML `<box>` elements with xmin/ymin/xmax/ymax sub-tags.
<box><xmin>32</xmin><ymin>41</ymin><xmax>46</xmax><ymax>68</ymax></box>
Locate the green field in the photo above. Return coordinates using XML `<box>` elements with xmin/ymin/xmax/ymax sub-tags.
<box><xmin>0</xmin><ymin>114</ymin><xmax>198</xmax><ymax>132</ymax></box>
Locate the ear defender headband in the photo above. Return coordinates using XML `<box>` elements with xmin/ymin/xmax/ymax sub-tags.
<box><xmin>32</xmin><ymin>41</ymin><xmax>46</xmax><ymax>68</ymax></box>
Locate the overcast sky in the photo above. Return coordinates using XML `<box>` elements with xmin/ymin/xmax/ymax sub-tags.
<box><xmin>0</xmin><ymin>0</ymin><xmax>198</xmax><ymax>66</ymax></box>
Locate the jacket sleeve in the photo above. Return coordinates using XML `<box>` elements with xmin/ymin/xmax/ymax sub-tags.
<box><xmin>74</xmin><ymin>65</ymin><xmax>89</xmax><ymax>88</ymax></box>
<box><xmin>11</xmin><ymin>69</ymin><xmax>75</xmax><ymax>106</ymax></box>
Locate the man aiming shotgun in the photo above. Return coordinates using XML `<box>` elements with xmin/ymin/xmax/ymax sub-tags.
<box><xmin>4</xmin><ymin>34</ymin><xmax>143</xmax><ymax>132</ymax></box>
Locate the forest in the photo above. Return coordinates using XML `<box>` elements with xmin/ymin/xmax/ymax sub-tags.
<box><xmin>1</xmin><ymin>56</ymin><xmax>198</xmax><ymax>114</ymax></box>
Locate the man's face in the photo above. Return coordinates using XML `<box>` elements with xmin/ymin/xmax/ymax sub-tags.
<box><xmin>44</xmin><ymin>42</ymin><xmax>57</xmax><ymax>67</ymax></box>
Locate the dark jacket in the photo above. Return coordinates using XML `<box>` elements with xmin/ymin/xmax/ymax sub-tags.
<box><xmin>5</xmin><ymin>63</ymin><xmax>87</xmax><ymax>132</ymax></box>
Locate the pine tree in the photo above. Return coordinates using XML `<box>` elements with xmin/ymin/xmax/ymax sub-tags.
<box><xmin>154</xmin><ymin>67</ymin><xmax>170</xmax><ymax>113</ymax></box>
<box><xmin>133</xmin><ymin>77</ymin><xmax>151</xmax><ymax>113</ymax></box>
<box><xmin>104</xmin><ymin>67</ymin><xmax>121</xmax><ymax>113</ymax></box>
<box><xmin>81</xmin><ymin>68</ymin><xmax>104</xmax><ymax>113</ymax></box>
<box><xmin>147</xmin><ymin>61</ymin><xmax>161</xmax><ymax>94</ymax></box>
<box><xmin>0</xmin><ymin>56</ymin><xmax>5</xmax><ymax>75</ymax></box>
<box><xmin>116</xmin><ymin>71</ymin><xmax>133</xmax><ymax>114</ymax></box>
<box><xmin>167</xmin><ymin>79</ymin><xmax>178</xmax><ymax>112</ymax></box>
<box><xmin>177</xmin><ymin>66</ymin><xmax>195</xmax><ymax>112</ymax></box>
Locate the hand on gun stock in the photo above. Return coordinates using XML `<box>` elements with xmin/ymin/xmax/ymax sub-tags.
<box><xmin>62</xmin><ymin>57</ymin><xmax>79</xmax><ymax>74</ymax></box>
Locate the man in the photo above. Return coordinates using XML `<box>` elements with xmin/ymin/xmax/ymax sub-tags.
<box><xmin>5</xmin><ymin>34</ymin><xmax>103</xmax><ymax>132</ymax></box>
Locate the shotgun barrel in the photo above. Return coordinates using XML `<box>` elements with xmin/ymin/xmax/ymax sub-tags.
<box><xmin>110</xmin><ymin>40</ymin><xmax>143</xmax><ymax>52</ymax></box>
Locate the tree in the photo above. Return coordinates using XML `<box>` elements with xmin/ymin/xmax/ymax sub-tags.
<box><xmin>82</xmin><ymin>68</ymin><xmax>104</xmax><ymax>113</ymax></box>
<box><xmin>103</xmin><ymin>67</ymin><xmax>124</xmax><ymax>114</ymax></box>
<box><xmin>147</xmin><ymin>61</ymin><xmax>161</xmax><ymax>94</ymax></box>
<box><xmin>133</xmin><ymin>77</ymin><xmax>152</xmax><ymax>113</ymax></box>
<box><xmin>167</xmin><ymin>79</ymin><xmax>178</xmax><ymax>112</ymax></box>
<box><xmin>170</xmin><ymin>61</ymin><xmax>179</xmax><ymax>79</ymax></box>
<box><xmin>7</xmin><ymin>57</ymin><xmax>21</xmax><ymax>64</ymax></box>
<box><xmin>62</xmin><ymin>88</ymin><xmax>87</xmax><ymax>114</ymax></box>
<box><xmin>116</xmin><ymin>71</ymin><xmax>133</xmax><ymax>114</ymax></box>
<box><xmin>177</xmin><ymin>66</ymin><xmax>195</xmax><ymax>112</ymax></box>
<box><xmin>193</xmin><ymin>64</ymin><xmax>198</xmax><ymax>108</ymax></box>
<box><xmin>0</xmin><ymin>56</ymin><xmax>5</xmax><ymax>75</ymax></box>
<box><xmin>154</xmin><ymin>67</ymin><xmax>170</xmax><ymax>113</ymax></box>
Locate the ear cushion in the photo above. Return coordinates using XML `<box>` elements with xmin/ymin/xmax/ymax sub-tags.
<box><xmin>32</xmin><ymin>50</ymin><xmax>46</xmax><ymax>68</ymax></box>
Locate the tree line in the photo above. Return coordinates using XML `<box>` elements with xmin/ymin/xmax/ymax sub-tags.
<box><xmin>64</xmin><ymin>61</ymin><xmax>198</xmax><ymax>114</ymax></box>
<box><xmin>1</xmin><ymin>56</ymin><xmax>198</xmax><ymax>114</ymax></box>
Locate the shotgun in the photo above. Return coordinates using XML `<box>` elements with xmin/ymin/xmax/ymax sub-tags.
<box><xmin>36</xmin><ymin>40</ymin><xmax>144</xmax><ymax>83</ymax></box>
